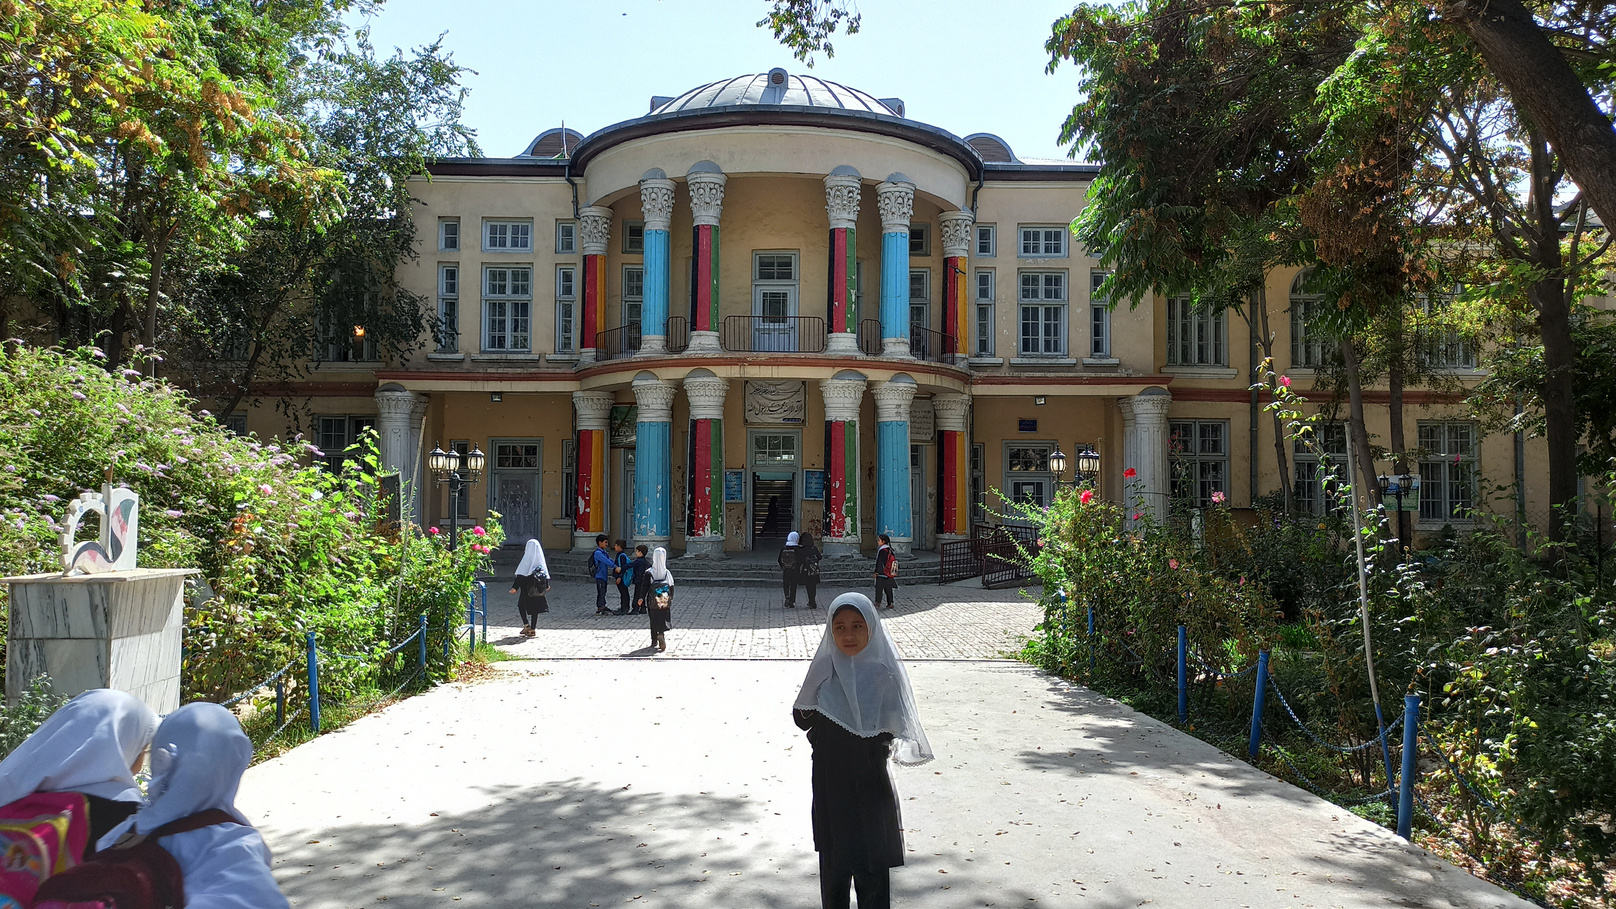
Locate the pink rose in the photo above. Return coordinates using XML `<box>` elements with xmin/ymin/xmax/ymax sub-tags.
<box><xmin>1079</xmin><ymin>489</ymin><xmax>1094</xmax><ymax>505</ymax></box>
<box><xmin>428</xmin><ymin>526</ymin><xmax>441</xmax><ymax>535</ymax></box>
<box><xmin>1168</xmin><ymin>558</ymin><xmax>1179</xmax><ymax>570</ymax></box>
<box><xmin>1211</xmin><ymin>490</ymin><xmax>1226</xmax><ymax>505</ymax></box>
<box><xmin>472</xmin><ymin>526</ymin><xmax>486</xmax><ymax>537</ymax></box>
<box><xmin>1279</xmin><ymin>376</ymin><xmax>1292</xmax><ymax>387</ymax></box>
<box><xmin>1124</xmin><ymin>467</ymin><xmax>1136</xmax><ymax>478</ymax></box>
<box><xmin>1132</xmin><ymin>513</ymin><xmax>1142</xmax><ymax>521</ymax></box>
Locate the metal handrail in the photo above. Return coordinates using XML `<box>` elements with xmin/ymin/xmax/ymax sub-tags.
<box><xmin>720</xmin><ymin>315</ymin><xmax>827</xmax><ymax>353</ymax></box>
<box><xmin>857</xmin><ymin>319</ymin><xmax>882</xmax><ymax>356</ymax></box>
<box><xmin>597</xmin><ymin>323</ymin><xmax>641</xmax><ymax>359</ymax></box>
<box><xmin>667</xmin><ymin>316</ymin><xmax>690</xmax><ymax>353</ymax></box>
<box><xmin>910</xmin><ymin>324</ymin><xmax>960</xmax><ymax>363</ymax></box>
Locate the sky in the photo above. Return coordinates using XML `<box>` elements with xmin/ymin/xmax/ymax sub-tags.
<box><xmin>352</xmin><ymin>0</ymin><xmax>1089</xmax><ymax>161</ymax></box>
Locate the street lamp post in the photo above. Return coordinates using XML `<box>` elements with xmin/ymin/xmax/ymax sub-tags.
<box><xmin>1048</xmin><ymin>444</ymin><xmax>1102</xmax><ymax>490</ymax></box>
<box><xmin>428</xmin><ymin>443</ymin><xmax>486</xmax><ymax>550</ymax></box>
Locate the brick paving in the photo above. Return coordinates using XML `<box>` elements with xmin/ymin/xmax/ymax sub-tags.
<box><xmin>479</xmin><ymin>577</ymin><xmax>1042</xmax><ymax>660</ymax></box>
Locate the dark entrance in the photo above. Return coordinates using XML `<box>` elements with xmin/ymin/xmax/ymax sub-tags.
<box><xmin>752</xmin><ymin>473</ymin><xmax>795</xmax><ymax>540</ymax></box>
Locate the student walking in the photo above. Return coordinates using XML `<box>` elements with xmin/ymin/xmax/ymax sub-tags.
<box><xmin>510</xmin><ymin>539</ymin><xmax>550</xmax><ymax>636</ymax></box>
<box><xmin>873</xmin><ymin>533</ymin><xmax>898</xmax><ymax>609</ymax></box>
<box><xmin>779</xmin><ymin>531</ymin><xmax>802</xmax><ymax>608</ymax></box>
<box><xmin>796</xmin><ymin>532</ymin><xmax>822</xmax><ymax>609</ymax></box>
<box><xmin>645</xmin><ymin>546</ymin><xmax>675</xmax><ymax>652</ymax></box>
<box><xmin>628</xmin><ymin>544</ymin><xmax>652</xmax><ymax>614</ymax></box>
<box><xmin>591</xmin><ymin>534</ymin><xmax>616</xmax><ymax>615</ymax></box>
<box><xmin>612</xmin><ymin>539</ymin><xmax>634</xmax><ymax>615</ymax></box>
<box><xmin>792</xmin><ymin>592</ymin><xmax>932</xmax><ymax>909</ymax></box>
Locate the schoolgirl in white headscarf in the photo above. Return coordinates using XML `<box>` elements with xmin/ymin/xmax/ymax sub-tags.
<box><xmin>792</xmin><ymin>593</ymin><xmax>931</xmax><ymax>909</ymax></box>
<box><xmin>511</xmin><ymin>538</ymin><xmax>550</xmax><ymax>636</ymax></box>
<box><xmin>644</xmin><ymin>546</ymin><xmax>675</xmax><ymax>652</ymax></box>
<box><xmin>0</xmin><ymin>688</ymin><xmax>156</xmax><ymax>854</ymax></box>
<box><xmin>98</xmin><ymin>702</ymin><xmax>288</xmax><ymax>909</ymax></box>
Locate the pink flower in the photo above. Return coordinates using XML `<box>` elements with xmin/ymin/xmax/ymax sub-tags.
<box><xmin>1239</xmin><ymin>576</ymin><xmax>1246</xmax><ymax>586</ymax></box>
<box><xmin>259</xmin><ymin>484</ymin><xmax>273</xmax><ymax>495</ymax></box>
<box><xmin>1453</xmin><ymin>453</ymin><xmax>1462</xmax><ymax>464</ymax></box>
<box><xmin>1132</xmin><ymin>513</ymin><xmax>1142</xmax><ymax>521</ymax></box>
<box><xmin>472</xmin><ymin>526</ymin><xmax>486</xmax><ymax>537</ymax></box>
<box><xmin>1279</xmin><ymin>375</ymin><xmax>1292</xmax><ymax>387</ymax></box>
<box><xmin>1168</xmin><ymin>558</ymin><xmax>1180</xmax><ymax>570</ymax></box>
<box><xmin>1079</xmin><ymin>489</ymin><xmax>1094</xmax><ymax>505</ymax></box>
<box><xmin>1123</xmin><ymin>467</ymin><xmax>1137</xmax><ymax>479</ymax></box>
<box><xmin>1211</xmin><ymin>490</ymin><xmax>1226</xmax><ymax>505</ymax></box>
<box><xmin>428</xmin><ymin>526</ymin><xmax>441</xmax><ymax>535</ymax></box>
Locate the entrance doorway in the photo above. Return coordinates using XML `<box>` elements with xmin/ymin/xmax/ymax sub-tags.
<box><xmin>615</xmin><ymin>448</ymin><xmax>636</xmax><ymax>543</ymax></box>
<box><xmin>749</xmin><ymin>431</ymin><xmax>799</xmax><ymax>545</ymax></box>
<box><xmin>490</xmin><ymin>440</ymin><xmax>541</xmax><ymax>544</ymax></box>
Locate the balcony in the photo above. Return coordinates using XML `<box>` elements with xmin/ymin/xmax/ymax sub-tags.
<box><xmin>856</xmin><ymin>319</ymin><xmax>959</xmax><ymax>363</ymax></box>
<box><xmin>598</xmin><ymin>317</ymin><xmax>691</xmax><ymax>358</ymax></box>
<box><xmin>720</xmin><ymin>315</ymin><xmax>827</xmax><ymax>353</ymax></box>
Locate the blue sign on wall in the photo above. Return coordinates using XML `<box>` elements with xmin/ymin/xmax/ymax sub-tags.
<box><xmin>1018</xmin><ymin>419</ymin><xmax>1038</xmax><ymax>433</ymax></box>
<box><xmin>723</xmin><ymin>470</ymin><xmax>747</xmax><ymax>503</ymax></box>
<box><xmin>803</xmin><ymin>469</ymin><xmax>825</xmax><ymax>501</ymax></box>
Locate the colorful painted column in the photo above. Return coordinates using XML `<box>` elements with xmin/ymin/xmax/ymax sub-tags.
<box><xmin>1132</xmin><ymin>388</ymin><xmax>1172</xmax><ymax>524</ymax></box>
<box><xmin>686</xmin><ymin>161</ymin><xmax>727</xmax><ymax>354</ymax></box>
<box><xmin>876</xmin><ymin>175</ymin><xmax>916</xmax><ymax>358</ymax></box>
<box><xmin>819</xmin><ymin>371</ymin><xmax>867</xmax><ymax>558</ymax></box>
<box><xmin>577</xmin><ymin>206</ymin><xmax>612</xmax><ymax>364</ymax></box>
<box><xmin>632</xmin><ymin>373</ymin><xmax>678</xmax><ymax>549</ymax></box>
<box><xmin>872</xmin><ymin>375</ymin><xmax>917</xmax><ymax>557</ymax></box>
<box><xmin>824</xmin><ymin>166</ymin><xmax>862</xmax><ymax>356</ymax></box>
<box><xmin>572</xmin><ymin>391</ymin><xmax>615</xmax><ymax>551</ymax></box>
<box><xmin>638</xmin><ymin>170</ymin><xmax>675</xmax><ymax>356</ymax></box>
<box><xmin>939</xmin><ymin>210</ymin><xmax>974</xmax><ymax>363</ymax></box>
<box><xmin>934</xmin><ymin>392</ymin><xmax>971</xmax><ymax>542</ymax></box>
<box><xmin>683</xmin><ymin>370</ymin><xmax>729</xmax><ymax>557</ymax></box>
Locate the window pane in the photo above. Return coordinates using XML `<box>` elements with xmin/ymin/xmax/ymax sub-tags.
<box><xmin>510</xmin><ymin>268</ymin><xmax>530</xmax><ymax>297</ymax></box>
<box><xmin>623</xmin><ymin>267</ymin><xmax>644</xmax><ymax>299</ymax></box>
<box><xmin>976</xmin><ymin>271</ymin><xmax>993</xmax><ymax>301</ymax></box>
<box><xmin>977</xmin><ymin>226</ymin><xmax>994</xmax><ymax>256</ymax></box>
<box><xmin>909</xmin><ymin>270</ymin><xmax>927</xmax><ymax>300</ymax></box>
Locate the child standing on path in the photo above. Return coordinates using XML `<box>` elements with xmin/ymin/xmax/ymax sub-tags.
<box><xmin>792</xmin><ymin>592</ymin><xmax>932</xmax><ymax>909</ymax></box>
<box><xmin>612</xmin><ymin>539</ymin><xmax>634</xmax><ymax>615</ymax></box>
<box><xmin>779</xmin><ymin>531</ymin><xmax>802</xmax><ymax>608</ymax></box>
<box><xmin>645</xmin><ymin>546</ymin><xmax>675</xmax><ymax>652</ymax></box>
<box><xmin>628</xmin><ymin>544</ymin><xmax>652</xmax><ymax>614</ymax></box>
<box><xmin>873</xmin><ymin>533</ymin><xmax>898</xmax><ymax>609</ymax></box>
<box><xmin>591</xmin><ymin>534</ymin><xmax>616</xmax><ymax>615</ymax></box>
<box><xmin>510</xmin><ymin>539</ymin><xmax>550</xmax><ymax>636</ymax></box>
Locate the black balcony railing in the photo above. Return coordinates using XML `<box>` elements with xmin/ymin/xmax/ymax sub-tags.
<box><xmin>858</xmin><ymin>319</ymin><xmax>883</xmax><ymax>356</ymax></box>
<box><xmin>910</xmin><ymin>325</ymin><xmax>960</xmax><ymax>363</ymax></box>
<box><xmin>667</xmin><ymin>316</ymin><xmax>690</xmax><ymax>353</ymax></box>
<box><xmin>721</xmin><ymin>315</ymin><xmax>827</xmax><ymax>353</ymax></box>
<box><xmin>597</xmin><ymin>323</ymin><xmax>640</xmax><ymax>359</ymax></box>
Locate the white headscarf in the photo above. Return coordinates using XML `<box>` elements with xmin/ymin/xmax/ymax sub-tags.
<box><xmin>0</xmin><ymin>688</ymin><xmax>156</xmax><ymax>806</ymax></box>
<box><xmin>793</xmin><ymin>592</ymin><xmax>933</xmax><ymax>766</ymax></box>
<box><xmin>785</xmin><ymin>531</ymin><xmax>799</xmax><ymax>547</ymax></box>
<box><xmin>648</xmin><ymin>546</ymin><xmax>674</xmax><ymax>585</ymax></box>
<box><xmin>515</xmin><ymin>538</ymin><xmax>548</xmax><ymax>578</ymax></box>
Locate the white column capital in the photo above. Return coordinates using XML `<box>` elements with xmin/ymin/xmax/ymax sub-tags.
<box><xmin>933</xmin><ymin>392</ymin><xmax>971</xmax><ymax>432</ymax></box>
<box><xmin>579</xmin><ymin>206</ymin><xmax>613</xmax><ymax>256</ymax></box>
<box><xmin>819</xmin><ymin>375</ymin><xmax>868</xmax><ymax>422</ymax></box>
<box><xmin>573</xmin><ymin>390</ymin><xmax>615</xmax><ymax>432</ymax></box>
<box><xmin>939</xmin><ymin>210</ymin><xmax>974</xmax><ymax>258</ymax></box>
<box><xmin>632</xmin><ymin>377</ymin><xmax>678</xmax><ymax>422</ymax></box>
<box><xmin>374</xmin><ymin>386</ymin><xmax>424</xmax><ymax>420</ymax></box>
<box><xmin>687</xmin><ymin>170</ymin><xmax>728</xmax><ymax>227</ymax></box>
<box><xmin>875</xmin><ymin>179</ymin><xmax>916</xmax><ymax>233</ymax></box>
<box><xmin>1132</xmin><ymin>390</ymin><xmax>1172</xmax><ymax>420</ymax></box>
<box><xmin>683</xmin><ymin>373</ymin><xmax>729</xmax><ymax>421</ymax></box>
<box><xmin>824</xmin><ymin>171</ymin><xmax>863</xmax><ymax>231</ymax></box>
<box><xmin>639</xmin><ymin>176</ymin><xmax>676</xmax><ymax>233</ymax></box>
<box><xmin>871</xmin><ymin>378</ymin><xmax>917</xmax><ymax>422</ymax></box>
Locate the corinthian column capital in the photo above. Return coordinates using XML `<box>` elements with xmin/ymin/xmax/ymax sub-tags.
<box><xmin>579</xmin><ymin>206</ymin><xmax>613</xmax><ymax>256</ymax></box>
<box><xmin>687</xmin><ymin>161</ymin><xmax>728</xmax><ymax>227</ymax></box>
<box><xmin>639</xmin><ymin>170</ymin><xmax>676</xmax><ymax>232</ymax></box>
<box><xmin>939</xmin><ymin>210</ymin><xmax>974</xmax><ymax>258</ymax></box>
<box><xmin>824</xmin><ymin>166</ymin><xmax>863</xmax><ymax>231</ymax></box>
<box><xmin>876</xmin><ymin>175</ymin><xmax>916</xmax><ymax>233</ymax></box>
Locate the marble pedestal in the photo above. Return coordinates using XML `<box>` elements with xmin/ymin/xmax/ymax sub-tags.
<box><xmin>5</xmin><ymin>568</ymin><xmax>196</xmax><ymax>714</ymax></box>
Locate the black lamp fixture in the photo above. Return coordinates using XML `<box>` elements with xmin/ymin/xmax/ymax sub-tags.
<box><xmin>1048</xmin><ymin>443</ymin><xmax>1101</xmax><ymax>489</ymax></box>
<box><xmin>428</xmin><ymin>442</ymin><xmax>485</xmax><ymax>550</ymax></box>
<box><xmin>1047</xmin><ymin>445</ymin><xmax>1068</xmax><ymax>479</ymax></box>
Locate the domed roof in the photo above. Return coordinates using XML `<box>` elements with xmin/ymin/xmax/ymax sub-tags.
<box><xmin>651</xmin><ymin>69</ymin><xmax>900</xmax><ymax>118</ymax></box>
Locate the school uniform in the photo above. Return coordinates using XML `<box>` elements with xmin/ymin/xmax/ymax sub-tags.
<box><xmin>513</xmin><ymin>539</ymin><xmax>550</xmax><ymax>632</ymax></box>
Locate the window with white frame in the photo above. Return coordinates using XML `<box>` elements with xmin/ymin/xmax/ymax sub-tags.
<box><xmin>223</xmin><ymin>413</ymin><xmax>248</xmax><ymax>436</ymax></box>
<box><xmin>909</xmin><ymin>224</ymin><xmax>931</xmax><ymax>257</ymax></box>
<box><xmin>1419</xmin><ymin>422</ymin><xmax>1477</xmax><ymax>523</ymax></box>
<box><xmin>438</xmin><ymin>218</ymin><xmax>459</xmax><ymax>252</ymax></box>
<box><xmin>1419</xmin><ymin>292</ymin><xmax>1476</xmax><ymax>370</ymax></box>
<box><xmin>1018</xmin><ymin>271</ymin><xmax>1067</xmax><ymax>356</ymax></box>
<box><xmin>1089</xmin><ymin>270</ymin><xmax>1111</xmax><ymax>358</ymax></box>
<box><xmin>436</xmin><ymin>264</ymin><xmax>459</xmax><ymax>353</ymax></box>
<box><xmin>1004</xmin><ymin>443</ymin><xmax>1054</xmax><ymax>511</ymax></box>
<box><xmin>1166</xmin><ymin>297</ymin><xmax>1226</xmax><ymax>366</ymax></box>
<box><xmin>555</xmin><ymin>220</ymin><xmax>576</xmax><ymax>254</ymax></box>
<box><xmin>976</xmin><ymin>224</ymin><xmax>996</xmax><ymax>257</ymax></box>
<box><xmin>1169</xmin><ymin>419</ymin><xmax>1228</xmax><ymax>507</ymax></box>
<box><xmin>622</xmin><ymin>265</ymin><xmax>644</xmax><ymax>333</ymax></box>
<box><xmin>1292</xmin><ymin>423</ymin><xmax>1348</xmax><ymax>515</ymax></box>
<box><xmin>482</xmin><ymin>266</ymin><xmax>531</xmax><ymax>351</ymax></box>
<box><xmin>908</xmin><ymin>269</ymin><xmax>930</xmax><ymax>303</ymax></box>
<box><xmin>1019</xmin><ymin>225</ymin><xmax>1067</xmax><ymax>258</ymax></box>
<box><xmin>317</xmin><ymin>416</ymin><xmax>377</xmax><ymax>471</ymax></box>
<box><xmin>483</xmin><ymin>220</ymin><xmax>531</xmax><ymax>251</ymax></box>
<box><xmin>561</xmin><ymin>438</ymin><xmax>576</xmax><ymax>519</ymax></box>
<box><xmin>555</xmin><ymin>265</ymin><xmax>577</xmax><ymax>355</ymax></box>
<box><xmin>622</xmin><ymin>220</ymin><xmax>644</xmax><ymax>255</ymax></box>
<box><xmin>974</xmin><ymin>269</ymin><xmax>995</xmax><ymax>357</ymax></box>
<box><xmin>1289</xmin><ymin>272</ymin><xmax>1330</xmax><ymax>368</ymax></box>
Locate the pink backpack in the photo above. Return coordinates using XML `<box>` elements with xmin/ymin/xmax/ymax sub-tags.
<box><xmin>31</xmin><ymin>808</ymin><xmax>236</xmax><ymax>909</ymax></box>
<box><xmin>0</xmin><ymin>792</ymin><xmax>91</xmax><ymax>908</ymax></box>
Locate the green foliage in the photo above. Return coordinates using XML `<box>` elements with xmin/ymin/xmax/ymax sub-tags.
<box><xmin>0</xmin><ymin>343</ymin><xmax>496</xmax><ymax>705</ymax></box>
<box><xmin>0</xmin><ymin>675</ymin><xmax>66</xmax><ymax>761</ymax></box>
<box><xmin>757</xmin><ymin>0</ymin><xmax>859</xmax><ymax>66</ymax></box>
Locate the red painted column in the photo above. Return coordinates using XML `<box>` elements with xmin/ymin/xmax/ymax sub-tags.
<box><xmin>578</xmin><ymin>206</ymin><xmax>612</xmax><ymax>363</ymax></box>
<box><xmin>819</xmin><ymin>374</ymin><xmax>867</xmax><ymax>555</ymax></box>
<box><xmin>935</xmin><ymin>393</ymin><xmax>972</xmax><ymax>539</ymax></box>
<box><xmin>682</xmin><ymin>373</ymin><xmax>728</xmax><ymax>556</ymax></box>
<box><xmin>824</xmin><ymin>168</ymin><xmax>863</xmax><ymax>355</ymax></box>
<box><xmin>571</xmin><ymin>391</ymin><xmax>614</xmax><ymax>551</ymax></box>
<box><xmin>686</xmin><ymin>163</ymin><xmax>727</xmax><ymax>354</ymax></box>
<box><xmin>940</xmin><ymin>211</ymin><xmax>975</xmax><ymax>362</ymax></box>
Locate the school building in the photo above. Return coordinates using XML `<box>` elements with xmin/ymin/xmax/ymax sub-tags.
<box><xmin>246</xmin><ymin>68</ymin><xmax>1561</xmax><ymax>556</ymax></box>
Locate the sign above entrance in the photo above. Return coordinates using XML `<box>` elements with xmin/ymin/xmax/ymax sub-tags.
<box><xmin>745</xmin><ymin>380</ymin><xmax>805</xmax><ymax>424</ymax></box>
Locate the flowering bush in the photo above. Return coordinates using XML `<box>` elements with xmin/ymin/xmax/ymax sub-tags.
<box><xmin>0</xmin><ymin>344</ymin><xmax>498</xmax><ymax>702</ymax></box>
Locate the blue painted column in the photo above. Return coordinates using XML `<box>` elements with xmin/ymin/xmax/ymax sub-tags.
<box><xmin>872</xmin><ymin>376</ymin><xmax>917</xmax><ymax>557</ymax></box>
<box><xmin>638</xmin><ymin>170</ymin><xmax>675</xmax><ymax>355</ymax></box>
<box><xmin>876</xmin><ymin>175</ymin><xmax>916</xmax><ymax>358</ymax></box>
<box><xmin>632</xmin><ymin>374</ymin><xmax>678</xmax><ymax>548</ymax></box>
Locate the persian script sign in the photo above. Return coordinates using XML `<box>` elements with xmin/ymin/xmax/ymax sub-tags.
<box><xmin>744</xmin><ymin>380</ymin><xmax>805</xmax><ymax>424</ymax></box>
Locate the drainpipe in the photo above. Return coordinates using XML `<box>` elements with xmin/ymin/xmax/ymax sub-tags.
<box><xmin>969</xmin><ymin>171</ymin><xmax>985</xmax><ymax>219</ymax></box>
<box><xmin>565</xmin><ymin>157</ymin><xmax>580</xmax><ymax>218</ymax></box>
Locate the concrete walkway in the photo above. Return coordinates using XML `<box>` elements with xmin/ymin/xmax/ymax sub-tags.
<box><xmin>242</xmin><ymin>589</ymin><xmax>1532</xmax><ymax>908</ymax></box>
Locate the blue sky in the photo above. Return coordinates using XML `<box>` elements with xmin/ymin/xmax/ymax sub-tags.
<box><xmin>353</xmin><ymin>0</ymin><xmax>1088</xmax><ymax>161</ymax></box>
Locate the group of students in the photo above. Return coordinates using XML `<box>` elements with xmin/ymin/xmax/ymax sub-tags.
<box><xmin>0</xmin><ymin>690</ymin><xmax>286</xmax><ymax>908</ymax></box>
<box><xmin>511</xmin><ymin>535</ymin><xmax>675</xmax><ymax>651</ymax></box>
<box><xmin>777</xmin><ymin>532</ymin><xmax>902</xmax><ymax>611</ymax></box>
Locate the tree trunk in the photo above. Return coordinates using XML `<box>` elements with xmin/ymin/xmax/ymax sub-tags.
<box><xmin>1385</xmin><ymin>306</ymin><xmax>1408</xmax><ymax>552</ymax></box>
<box><xmin>1439</xmin><ymin>0</ymin><xmax>1616</xmax><ymax>231</ymax></box>
<box><xmin>1338</xmin><ymin>337</ymin><xmax>1381</xmax><ymax>513</ymax></box>
<box><xmin>1254</xmin><ymin>286</ymin><xmax>1293</xmax><ymax>513</ymax></box>
<box><xmin>1536</xmin><ymin>275</ymin><xmax>1579</xmax><ymax>542</ymax></box>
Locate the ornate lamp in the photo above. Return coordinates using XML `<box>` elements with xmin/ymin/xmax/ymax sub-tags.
<box><xmin>1075</xmin><ymin>446</ymin><xmax>1102</xmax><ymax>484</ymax></box>
<box><xmin>1047</xmin><ymin>445</ymin><xmax>1068</xmax><ymax>482</ymax></box>
<box><xmin>429</xmin><ymin>442</ymin><xmax>485</xmax><ymax>550</ymax></box>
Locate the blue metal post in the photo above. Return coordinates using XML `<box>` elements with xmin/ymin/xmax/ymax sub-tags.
<box><xmin>275</xmin><ymin>678</ymin><xmax>285</xmax><ymax>727</ymax></box>
<box><xmin>1247</xmin><ymin>650</ymin><xmax>1270</xmax><ymax>759</ymax></box>
<box><xmin>418</xmin><ymin>613</ymin><xmax>428</xmax><ymax>673</ymax></box>
<box><xmin>1397</xmin><ymin>694</ymin><xmax>1420</xmax><ymax>839</ymax></box>
<box><xmin>1177</xmin><ymin>625</ymin><xmax>1189</xmax><ymax>723</ymax></box>
<box><xmin>306</xmin><ymin>632</ymin><xmax>321</xmax><ymax>735</ymax></box>
<box><xmin>443</xmin><ymin>619</ymin><xmax>451</xmax><ymax>663</ymax></box>
<box><xmin>1087</xmin><ymin>607</ymin><xmax>1096</xmax><ymax>675</ymax></box>
<box><xmin>480</xmin><ymin>582</ymin><xmax>488</xmax><ymax>645</ymax></box>
<box><xmin>468</xmin><ymin>594</ymin><xmax>476</xmax><ymax>655</ymax></box>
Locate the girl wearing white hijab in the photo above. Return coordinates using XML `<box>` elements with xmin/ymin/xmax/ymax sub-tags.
<box><xmin>792</xmin><ymin>593</ymin><xmax>932</xmax><ymax>909</ymax></box>
<box><xmin>95</xmin><ymin>702</ymin><xmax>288</xmax><ymax>909</ymax></box>
<box><xmin>644</xmin><ymin>546</ymin><xmax>675</xmax><ymax>652</ymax></box>
<box><xmin>0</xmin><ymin>688</ymin><xmax>156</xmax><ymax>855</ymax></box>
<box><xmin>778</xmin><ymin>530</ymin><xmax>801</xmax><ymax>608</ymax></box>
<box><xmin>510</xmin><ymin>538</ymin><xmax>550</xmax><ymax>637</ymax></box>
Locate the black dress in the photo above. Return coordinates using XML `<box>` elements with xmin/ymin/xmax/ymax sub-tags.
<box><xmin>645</xmin><ymin>574</ymin><xmax>673</xmax><ymax>635</ymax></box>
<box><xmin>514</xmin><ymin>572</ymin><xmax>548</xmax><ymax>614</ymax></box>
<box><xmin>792</xmin><ymin>708</ymin><xmax>904</xmax><ymax>871</ymax></box>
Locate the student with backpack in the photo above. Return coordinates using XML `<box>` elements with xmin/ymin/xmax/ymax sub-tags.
<box><xmin>36</xmin><ymin>702</ymin><xmax>288</xmax><ymax>909</ymax></box>
<box><xmin>0</xmin><ymin>689</ymin><xmax>157</xmax><ymax>906</ymax></box>
<box><xmin>778</xmin><ymin>531</ymin><xmax>802</xmax><ymax>608</ymax></box>
<box><xmin>510</xmin><ymin>538</ymin><xmax>550</xmax><ymax>637</ymax></box>
<box><xmin>590</xmin><ymin>534</ymin><xmax>616</xmax><ymax>615</ymax></box>
<box><xmin>611</xmin><ymin>539</ymin><xmax>634</xmax><ymax>615</ymax></box>
<box><xmin>627</xmin><ymin>544</ymin><xmax>651</xmax><ymax>615</ymax></box>
<box><xmin>643</xmin><ymin>547</ymin><xmax>676</xmax><ymax>652</ymax></box>
<box><xmin>873</xmin><ymin>533</ymin><xmax>898</xmax><ymax>609</ymax></box>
